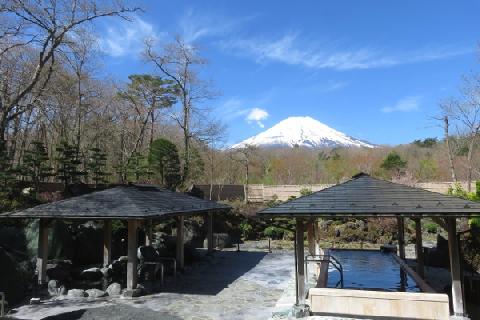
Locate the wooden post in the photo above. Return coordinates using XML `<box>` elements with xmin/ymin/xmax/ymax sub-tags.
<box><xmin>37</xmin><ymin>219</ymin><xmax>49</xmax><ymax>284</ymax></box>
<box><xmin>414</xmin><ymin>218</ymin><xmax>424</xmax><ymax>278</ymax></box>
<box><xmin>314</xmin><ymin>219</ymin><xmax>321</xmax><ymax>256</ymax></box>
<box><xmin>207</xmin><ymin>212</ymin><xmax>214</xmax><ymax>253</ymax></box>
<box><xmin>103</xmin><ymin>220</ymin><xmax>112</xmax><ymax>267</ymax></box>
<box><xmin>307</xmin><ymin>220</ymin><xmax>315</xmax><ymax>256</ymax></box>
<box><xmin>145</xmin><ymin>219</ymin><xmax>153</xmax><ymax>246</ymax></box>
<box><xmin>295</xmin><ymin>218</ymin><xmax>305</xmax><ymax>305</ymax></box>
<box><xmin>447</xmin><ymin>217</ymin><xmax>466</xmax><ymax>317</ymax></box>
<box><xmin>397</xmin><ymin>216</ymin><xmax>405</xmax><ymax>260</ymax></box>
<box><xmin>176</xmin><ymin>215</ymin><xmax>185</xmax><ymax>269</ymax></box>
<box><xmin>127</xmin><ymin>219</ymin><xmax>138</xmax><ymax>290</ymax></box>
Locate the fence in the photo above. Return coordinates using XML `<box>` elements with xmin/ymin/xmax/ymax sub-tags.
<box><xmin>193</xmin><ymin>181</ymin><xmax>476</xmax><ymax>203</ymax></box>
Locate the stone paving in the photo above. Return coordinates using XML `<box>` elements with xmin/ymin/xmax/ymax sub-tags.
<box><xmin>8</xmin><ymin>250</ymin><xmax>295</xmax><ymax>320</ymax></box>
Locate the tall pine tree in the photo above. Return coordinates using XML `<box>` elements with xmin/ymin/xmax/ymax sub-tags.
<box><xmin>149</xmin><ymin>138</ymin><xmax>181</xmax><ymax>190</ymax></box>
<box><xmin>125</xmin><ymin>152</ymin><xmax>151</xmax><ymax>182</ymax></box>
<box><xmin>20</xmin><ymin>141</ymin><xmax>53</xmax><ymax>194</ymax></box>
<box><xmin>87</xmin><ymin>147</ymin><xmax>109</xmax><ymax>187</ymax></box>
<box><xmin>56</xmin><ymin>140</ymin><xmax>86</xmax><ymax>191</ymax></box>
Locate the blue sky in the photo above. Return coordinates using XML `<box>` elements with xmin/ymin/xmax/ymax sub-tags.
<box><xmin>96</xmin><ymin>0</ymin><xmax>480</xmax><ymax>146</ymax></box>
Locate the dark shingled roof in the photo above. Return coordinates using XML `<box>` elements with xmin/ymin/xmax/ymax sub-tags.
<box><xmin>0</xmin><ymin>185</ymin><xmax>230</xmax><ymax>220</ymax></box>
<box><xmin>258</xmin><ymin>173</ymin><xmax>480</xmax><ymax>217</ymax></box>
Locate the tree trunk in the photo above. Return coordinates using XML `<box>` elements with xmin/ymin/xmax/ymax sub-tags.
<box><xmin>182</xmin><ymin>96</ymin><xmax>190</xmax><ymax>184</ymax></box>
<box><xmin>150</xmin><ymin>110</ymin><xmax>155</xmax><ymax>148</ymax></box>
<box><xmin>466</xmin><ymin>135</ymin><xmax>475</xmax><ymax>192</ymax></box>
<box><xmin>444</xmin><ymin>116</ymin><xmax>457</xmax><ymax>182</ymax></box>
<box><xmin>0</xmin><ymin>111</ymin><xmax>9</xmax><ymax>155</ymax></box>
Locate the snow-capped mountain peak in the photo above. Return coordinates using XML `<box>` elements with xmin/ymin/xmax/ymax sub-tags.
<box><xmin>231</xmin><ymin>116</ymin><xmax>374</xmax><ymax>149</ymax></box>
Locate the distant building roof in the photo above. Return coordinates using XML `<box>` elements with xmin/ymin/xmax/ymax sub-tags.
<box><xmin>258</xmin><ymin>173</ymin><xmax>480</xmax><ymax>217</ymax></box>
<box><xmin>1</xmin><ymin>185</ymin><xmax>230</xmax><ymax>220</ymax></box>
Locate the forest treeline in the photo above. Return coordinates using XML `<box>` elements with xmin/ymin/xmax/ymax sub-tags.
<box><xmin>1</xmin><ymin>1</ymin><xmax>480</xmax><ymax>211</ymax></box>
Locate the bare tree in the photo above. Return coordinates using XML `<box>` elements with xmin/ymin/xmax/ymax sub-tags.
<box><xmin>230</xmin><ymin>145</ymin><xmax>257</xmax><ymax>203</ymax></box>
<box><xmin>440</xmin><ymin>74</ymin><xmax>480</xmax><ymax>191</ymax></box>
<box><xmin>0</xmin><ymin>0</ymin><xmax>139</xmax><ymax>154</ymax></box>
<box><xmin>200</xmin><ymin>120</ymin><xmax>227</xmax><ymax>200</ymax></box>
<box><xmin>441</xmin><ymin>112</ymin><xmax>458</xmax><ymax>183</ymax></box>
<box><xmin>144</xmin><ymin>36</ymin><xmax>215</xmax><ymax>185</ymax></box>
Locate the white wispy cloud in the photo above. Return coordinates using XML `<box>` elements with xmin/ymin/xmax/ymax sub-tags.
<box><xmin>179</xmin><ymin>8</ymin><xmax>254</xmax><ymax>43</ymax></box>
<box><xmin>99</xmin><ymin>16</ymin><xmax>163</xmax><ymax>57</ymax></box>
<box><xmin>219</xmin><ymin>97</ymin><xmax>251</xmax><ymax>120</ymax></box>
<box><xmin>247</xmin><ymin>108</ymin><xmax>269</xmax><ymax>128</ymax></box>
<box><xmin>221</xmin><ymin>33</ymin><xmax>472</xmax><ymax>71</ymax></box>
<box><xmin>217</xmin><ymin>97</ymin><xmax>271</xmax><ymax>128</ymax></box>
<box><xmin>382</xmin><ymin>96</ymin><xmax>421</xmax><ymax>113</ymax></box>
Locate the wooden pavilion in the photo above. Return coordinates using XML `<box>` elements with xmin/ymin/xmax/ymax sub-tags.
<box><xmin>0</xmin><ymin>184</ymin><xmax>230</xmax><ymax>294</ymax></box>
<box><xmin>258</xmin><ymin>173</ymin><xmax>480</xmax><ymax>319</ymax></box>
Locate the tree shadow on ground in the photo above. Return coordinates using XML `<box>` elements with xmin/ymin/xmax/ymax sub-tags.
<box><xmin>161</xmin><ymin>250</ymin><xmax>268</xmax><ymax>295</ymax></box>
<box><xmin>40</xmin><ymin>305</ymin><xmax>182</xmax><ymax>320</ymax></box>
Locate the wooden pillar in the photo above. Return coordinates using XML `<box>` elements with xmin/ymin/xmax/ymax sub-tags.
<box><xmin>207</xmin><ymin>212</ymin><xmax>214</xmax><ymax>253</ymax></box>
<box><xmin>397</xmin><ymin>216</ymin><xmax>405</xmax><ymax>260</ymax></box>
<box><xmin>414</xmin><ymin>218</ymin><xmax>424</xmax><ymax>278</ymax></box>
<box><xmin>103</xmin><ymin>220</ymin><xmax>112</xmax><ymax>267</ymax></box>
<box><xmin>447</xmin><ymin>217</ymin><xmax>466</xmax><ymax>317</ymax></box>
<box><xmin>37</xmin><ymin>219</ymin><xmax>49</xmax><ymax>284</ymax></box>
<box><xmin>295</xmin><ymin>218</ymin><xmax>306</xmax><ymax>305</ymax></box>
<box><xmin>145</xmin><ymin>219</ymin><xmax>153</xmax><ymax>246</ymax></box>
<box><xmin>176</xmin><ymin>215</ymin><xmax>185</xmax><ymax>269</ymax></box>
<box><xmin>307</xmin><ymin>220</ymin><xmax>315</xmax><ymax>256</ymax></box>
<box><xmin>315</xmin><ymin>219</ymin><xmax>322</xmax><ymax>255</ymax></box>
<box><xmin>127</xmin><ymin>219</ymin><xmax>138</xmax><ymax>290</ymax></box>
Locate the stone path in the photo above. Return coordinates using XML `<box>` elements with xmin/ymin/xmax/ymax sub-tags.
<box><xmin>7</xmin><ymin>250</ymin><xmax>294</xmax><ymax>320</ymax></box>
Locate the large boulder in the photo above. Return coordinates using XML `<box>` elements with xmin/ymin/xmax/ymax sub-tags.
<box><xmin>48</xmin><ymin>280</ymin><xmax>66</xmax><ymax>297</ymax></box>
<box><xmin>67</xmin><ymin>289</ymin><xmax>87</xmax><ymax>298</ymax></box>
<box><xmin>80</xmin><ymin>267</ymin><xmax>103</xmax><ymax>281</ymax></box>
<box><xmin>100</xmin><ymin>267</ymin><xmax>111</xmax><ymax>278</ymax></box>
<box><xmin>110</xmin><ymin>259</ymin><xmax>127</xmax><ymax>282</ymax></box>
<box><xmin>106</xmin><ymin>282</ymin><xmax>122</xmax><ymax>296</ymax></box>
<box><xmin>86</xmin><ymin>289</ymin><xmax>107</xmax><ymax>298</ymax></box>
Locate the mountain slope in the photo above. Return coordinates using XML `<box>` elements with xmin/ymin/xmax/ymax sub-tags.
<box><xmin>231</xmin><ymin>116</ymin><xmax>375</xmax><ymax>149</ymax></box>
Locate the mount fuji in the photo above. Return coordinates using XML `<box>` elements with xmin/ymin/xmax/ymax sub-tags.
<box><xmin>231</xmin><ymin>116</ymin><xmax>375</xmax><ymax>149</ymax></box>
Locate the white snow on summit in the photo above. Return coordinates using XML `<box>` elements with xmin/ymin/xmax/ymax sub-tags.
<box><xmin>231</xmin><ymin>116</ymin><xmax>374</xmax><ymax>149</ymax></box>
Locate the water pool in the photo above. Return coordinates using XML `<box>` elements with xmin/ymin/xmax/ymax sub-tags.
<box><xmin>327</xmin><ymin>249</ymin><xmax>420</xmax><ymax>292</ymax></box>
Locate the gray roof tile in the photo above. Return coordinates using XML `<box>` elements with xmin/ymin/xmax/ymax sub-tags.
<box><xmin>258</xmin><ymin>173</ymin><xmax>480</xmax><ymax>217</ymax></box>
<box><xmin>1</xmin><ymin>185</ymin><xmax>230</xmax><ymax>219</ymax></box>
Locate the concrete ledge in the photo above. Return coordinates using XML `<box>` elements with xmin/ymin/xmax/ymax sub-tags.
<box><xmin>309</xmin><ymin>288</ymin><xmax>450</xmax><ymax>320</ymax></box>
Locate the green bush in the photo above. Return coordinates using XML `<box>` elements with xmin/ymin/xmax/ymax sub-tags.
<box><xmin>469</xmin><ymin>217</ymin><xmax>480</xmax><ymax>229</ymax></box>
<box><xmin>266</xmin><ymin>194</ymin><xmax>282</xmax><ymax>207</ymax></box>
<box><xmin>425</xmin><ymin>222</ymin><xmax>438</xmax><ymax>234</ymax></box>
<box><xmin>300</xmin><ymin>187</ymin><xmax>313</xmax><ymax>196</ymax></box>
<box><xmin>263</xmin><ymin>226</ymin><xmax>285</xmax><ymax>240</ymax></box>
<box><xmin>239</xmin><ymin>221</ymin><xmax>253</xmax><ymax>240</ymax></box>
